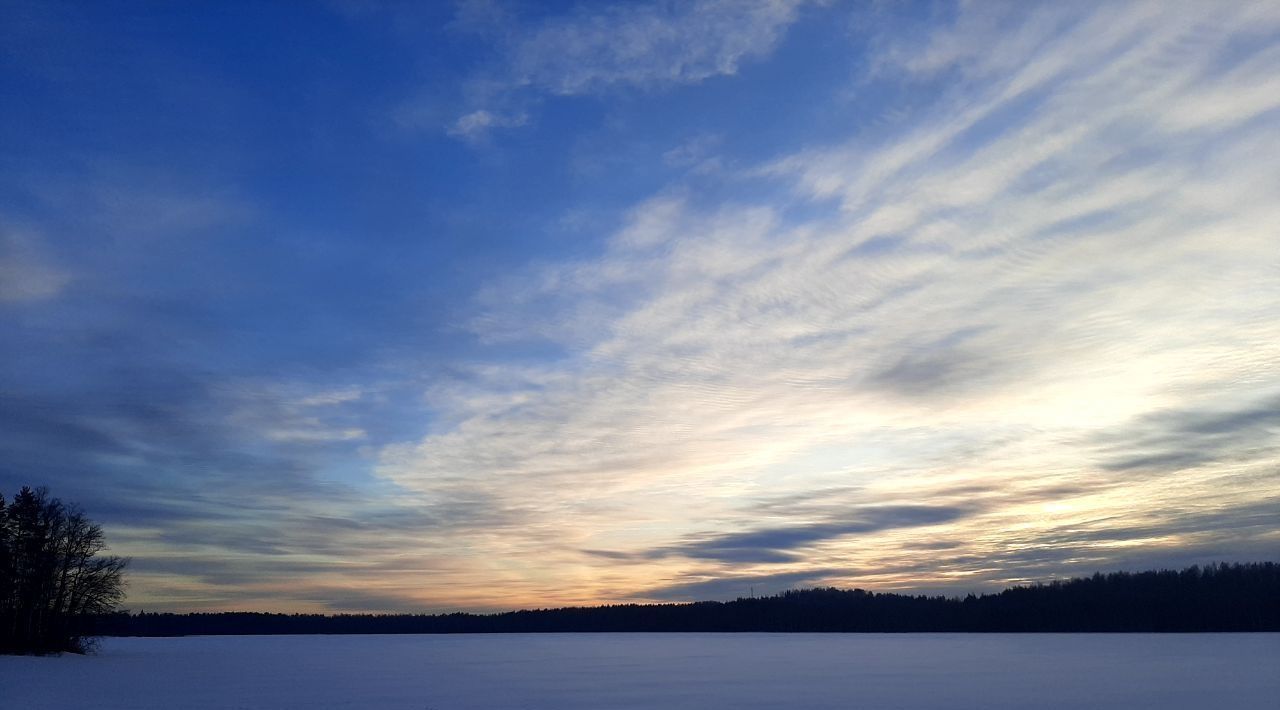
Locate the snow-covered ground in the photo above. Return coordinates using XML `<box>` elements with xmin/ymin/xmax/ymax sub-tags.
<box><xmin>2</xmin><ymin>633</ymin><xmax>1277</xmax><ymax>709</ymax></box>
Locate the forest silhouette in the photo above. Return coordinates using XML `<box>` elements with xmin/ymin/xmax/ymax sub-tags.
<box><xmin>100</xmin><ymin>562</ymin><xmax>1277</xmax><ymax>636</ymax></box>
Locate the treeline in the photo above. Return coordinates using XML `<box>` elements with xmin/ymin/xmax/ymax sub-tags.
<box><xmin>98</xmin><ymin>562</ymin><xmax>1278</xmax><ymax>636</ymax></box>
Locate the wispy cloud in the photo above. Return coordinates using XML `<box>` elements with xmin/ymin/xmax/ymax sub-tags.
<box><xmin>634</xmin><ymin>504</ymin><xmax>981</xmax><ymax>564</ymax></box>
<box><xmin>502</xmin><ymin>0</ymin><xmax>807</xmax><ymax>95</ymax></box>
<box><xmin>10</xmin><ymin>1</ymin><xmax>1277</xmax><ymax>613</ymax></box>
<box><xmin>378</xmin><ymin>1</ymin><xmax>1280</xmax><ymax>602</ymax></box>
<box><xmin>446</xmin><ymin>108</ymin><xmax>529</xmax><ymax>142</ymax></box>
<box><xmin>434</xmin><ymin>0</ymin><xmax>812</xmax><ymax>139</ymax></box>
<box><xmin>229</xmin><ymin>383</ymin><xmax>371</xmax><ymax>444</ymax></box>
<box><xmin>1094</xmin><ymin>395</ymin><xmax>1280</xmax><ymax>473</ymax></box>
<box><xmin>0</xmin><ymin>226</ymin><xmax>70</xmax><ymax>303</ymax></box>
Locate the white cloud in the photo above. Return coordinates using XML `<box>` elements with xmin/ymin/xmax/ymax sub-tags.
<box><xmin>507</xmin><ymin>0</ymin><xmax>807</xmax><ymax>95</ymax></box>
<box><xmin>229</xmin><ymin>383</ymin><xmax>370</xmax><ymax>445</ymax></box>
<box><xmin>663</xmin><ymin>133</ymin><xmax>724</xmax><ymax>174</ymax></box>
<box><xmin>446</xmin><ymin>109</ymin><xmax>529</xmax><ymax>141</ymax></box>
<box><xmin>377</xmin><ymin>1</ymin><xmax>1280</xmax><ymax>603</ymax></box>
<box><xmin>443</xmin><ymin>0</ymin><xmax>811</xmax><ymax>139</ymax></box>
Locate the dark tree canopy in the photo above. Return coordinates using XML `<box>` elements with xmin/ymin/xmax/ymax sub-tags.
<box><xmin>1</xmin><ymin>486</ymin><xmax>128</xmax><ymax>654</ymax></box>
<box><xmin>96</xmin><ymin>561</ymin><xmax>1278</xmax><ymax>637</ymax></box>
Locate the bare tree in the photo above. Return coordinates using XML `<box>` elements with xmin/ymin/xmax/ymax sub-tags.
<box><xmin>1</xmin><ymin>487</ymin><xmax>128</xmax><ymax>654</ymax></box>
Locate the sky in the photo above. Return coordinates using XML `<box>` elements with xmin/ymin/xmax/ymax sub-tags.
<box><xmin>1</xmin><ymin>0</ymin><xmax>1278</xmax><ymax>613</ymax></box>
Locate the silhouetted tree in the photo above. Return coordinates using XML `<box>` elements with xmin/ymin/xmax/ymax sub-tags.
<box><xmin>0</xmin><ymin>486</ymin><xmax>128</xmax><ymax>654</ymax></box>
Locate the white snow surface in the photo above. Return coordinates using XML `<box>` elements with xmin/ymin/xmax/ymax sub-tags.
<box><xmin>2</xmin><ymin>633</ymin><xmax>1277</xmax><ymax>709</ymax></box>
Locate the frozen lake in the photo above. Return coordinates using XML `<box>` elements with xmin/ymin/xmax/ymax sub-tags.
<box><xmin>3</xmin><ymin>633</ymin><xmax>1278</xmax><ymax>709</ymax></box>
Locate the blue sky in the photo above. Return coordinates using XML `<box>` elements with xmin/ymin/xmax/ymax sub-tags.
<box><xmin>2</xmin><ymin>0</ymin><xmax>1278</xmax><ymax>612</ymax></box>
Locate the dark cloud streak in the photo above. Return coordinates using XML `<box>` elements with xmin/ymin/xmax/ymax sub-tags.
<box><xmin>1096</xmin><ymin>395</ymin><xmax>1280</xmax><ymax>473</ymax></box>
<box><xmin>621</xmin><ymin>504</ymin><xmax>982</xmax><ymax>565</ymax></box>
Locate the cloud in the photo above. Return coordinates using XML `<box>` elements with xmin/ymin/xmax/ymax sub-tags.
<box><xmin>0</xmin><ymin>160</ymin><xmax>482</xmax><ymax>611</ymax></box>
<box><xmin>438</xmin><ymin>0</ymin><xmax>811</xmax><ymax>138</ymax></box>
<box><xmin>662</xmin><ymin>133</ymin><xmax>725</xmax><ymax>174</ymax></box>
<box><xmin>0</xmin><ymin>227</ymin><xmax>70</xmax><ymax>303</ymax></box>
<box><xmin>447</xmin><ymin>109</ymin><xmax>529</xmax><ymax>142</ymax></box>
<box><xmin>0</xmin><ymin>344</ymin><xmax>443</xmax><ymax>611</ymax></box>
<box><xmin>86</xmin><ymin>184</ymin><xmax>250</xmax><ymax>241</ymax></box>
<box><xmin>379</xmin><ymin>1</ymin><xmax>1280</xmax><ymax>602</ymax></box>
<box><xmin>10</xmin><ymin>1</ymin><xmax>1278</xmax><ymax>612</ymax></box>
<box><xmin>505</xmin><ymin>0</ymin><xmax>807</xmax><ymax>95</ymax></box>
<box><xmin>1094</xmin><ymin>395</ymin><xmax>1280</xmax><ymax>473</ymax></box>
<box><xmin>229</xmin><ymin>383</ymin><xmax>371</xmax><ymax>444</ymax></box>
<box><xmin>640</xmin><ymin>505</ymin><xmax>980</xmax><ymax>564</ymax></box>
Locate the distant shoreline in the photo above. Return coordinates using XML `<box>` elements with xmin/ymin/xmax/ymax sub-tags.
<box><xmin>93</xmin><ymin>562</ymin><xmax>1279</xmax><ymax>637</ymax></box>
